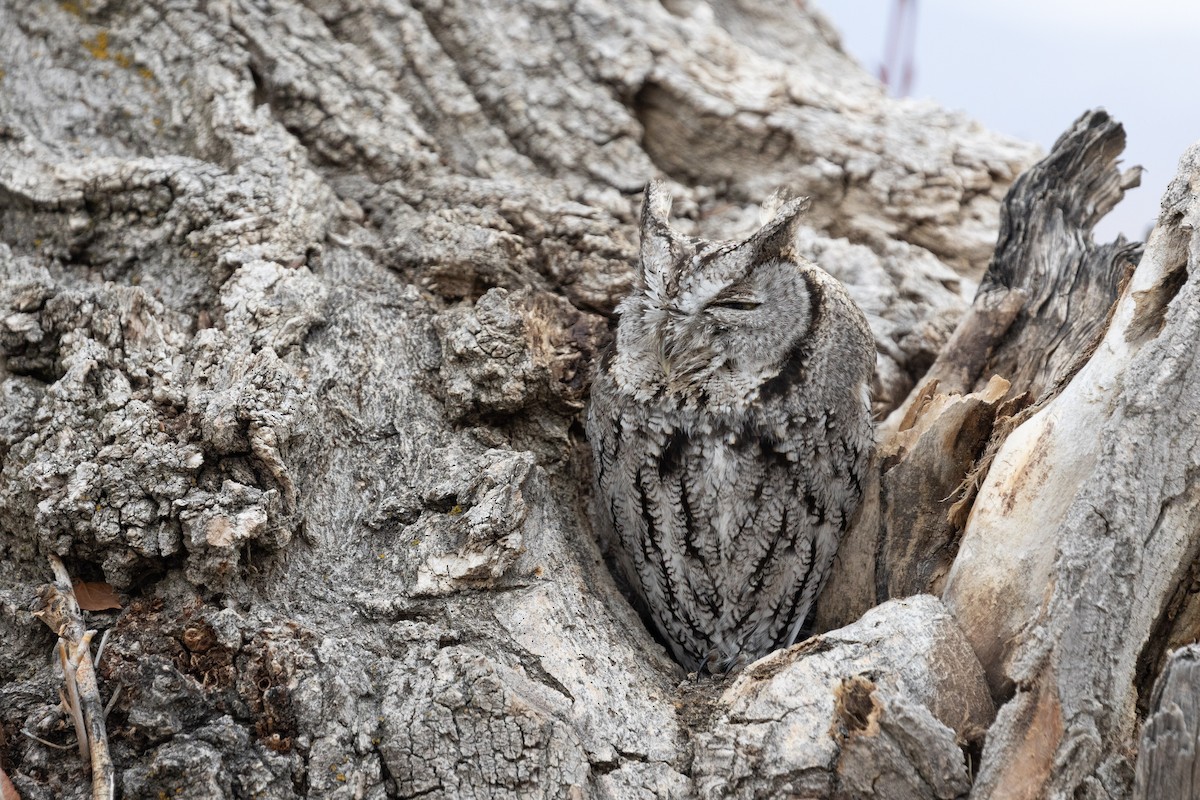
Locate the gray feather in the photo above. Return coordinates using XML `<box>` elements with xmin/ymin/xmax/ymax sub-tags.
<box><xmin>587</xmin><ymin>183</ymin><xmax>875</xmax><ymax>672</ymax></box>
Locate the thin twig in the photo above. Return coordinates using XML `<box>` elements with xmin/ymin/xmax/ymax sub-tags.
<box><xmin>94</xmin><ymin>629</ymin><xmax>112</xmax><ymax>668</ymax></box>
<box><xmin>58</xmin><ymin>640</ymin><xmax>88</xmax><ymax>762</ymax></box>
<box><xmin>103</xmin><ymin>683</ymin><xmax>123</xmax><ymax>718</ymax></box>
<box><xmin>31</xmin><ymin>555</ymin><xmax>116</xmax><ymax>800</ymax></box>
<box><xmin>20</xmin><ymin>728</ymin><xmax>77</xmax><ymax>751</ymax></box>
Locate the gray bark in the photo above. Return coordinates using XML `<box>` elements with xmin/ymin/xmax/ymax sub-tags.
<box><xmin>692</xmin><ymin>596</ymin><xmax>991</xmax><ymax>800</ymax></box>
<box><xmin>0</xmin><ymin>1</ymin><xmax>1194</xmax><ymax>799</ymax></box>
<box><xmin>918</xmin><ymin>109</ymin><xmax>1142</xmax><ymax>402</ymax></box>
<box><xmin>1134</xmin><ymin>644</ymin><xmax>1200</xmax><ymax>800</ymax></box>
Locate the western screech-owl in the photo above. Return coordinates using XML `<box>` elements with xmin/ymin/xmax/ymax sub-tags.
<box><xmin>587</xmin><ymin>182</ymin><xmax>875</xmax><ymax>672</ymax></box>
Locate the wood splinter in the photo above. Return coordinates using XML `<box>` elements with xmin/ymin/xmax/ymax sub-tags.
<box><xmin>30</xmin><ymin>555</ymin><xmax>115</xmax><ymax>800</ymax></box>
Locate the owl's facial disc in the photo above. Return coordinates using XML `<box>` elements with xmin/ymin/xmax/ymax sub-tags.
<box><xmin>650</xmin><ymin>257</ymin><xmax>814</xmax><ymax>405</ymax></box>
<box><xmin>620</xmin><ymin>183</ymin><xmax>820</xmax><ymax>404</ymax></box>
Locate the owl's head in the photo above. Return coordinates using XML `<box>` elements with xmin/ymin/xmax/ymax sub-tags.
<box><xmin>611</xmin><ymin>181</ymin><xmax>822</xmax><ymax>410</ymax></box>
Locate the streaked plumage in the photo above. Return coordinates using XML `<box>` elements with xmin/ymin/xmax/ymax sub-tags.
<box><xmin>587</xmin><ymin>182</ymin><xmax>875</xmax><ymax>672</ymax></box>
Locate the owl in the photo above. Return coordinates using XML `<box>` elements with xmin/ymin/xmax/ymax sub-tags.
<box><xmin>587</xmin><ymin>182</ymin><xmax>875</xmax><ymax>672</ymax></box>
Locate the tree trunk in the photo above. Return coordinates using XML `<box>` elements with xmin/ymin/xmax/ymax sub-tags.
<box><xmin>0</xmin><ymin>1</ymin><xmax>1192</xmax><ymax>799</ymax></box>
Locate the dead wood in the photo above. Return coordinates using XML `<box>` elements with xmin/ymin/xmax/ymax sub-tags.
<box><xmin>949</xmin><ymin>140</ymin><xmax>1200</xmax><ymax>799</ymax></box>
<box><xmin>1134</xmin><ymin>644</ymin><xmax>1200</xmax><ymax>800</ymax></box>
<box><xmin>912</xmin><ymin>109</ymin><xmax>1143</xmax><ymax>403</ymax></box>
<box><xmin>819</xmin><ymin>111</ymin><xmax>1142</xmax><ymax>632</ymax></box>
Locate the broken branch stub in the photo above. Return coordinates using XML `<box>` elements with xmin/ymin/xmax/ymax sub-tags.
<box><xmin>819</xmin><ymin>110</ymin><xmax>1144</xmax><ymax>632</ymax></box>
<box><xmin>947</xmin><ymin>140</ymin><xmax>1200</xmax><ymax>799</ymax></box>
<box><xmin>924</xmin><ymin>108</ymin><xmax>1142</xmax><ymax>403</ymax></box>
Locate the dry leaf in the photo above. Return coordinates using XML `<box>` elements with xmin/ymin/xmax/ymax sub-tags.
<box><xmin>73</xmin><ymin>581</ymin><xmax>122</xmax><ymax>612</ymax></box>
<box><xmin>0</xmin><ymin>763</ymin><xmax>20</xmax><ymax>800</ymax></box>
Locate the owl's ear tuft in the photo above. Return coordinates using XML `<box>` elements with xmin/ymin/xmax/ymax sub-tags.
<box><xmin>749</xmin><ymin>196</ymin><xmax>809</xmax><ymax>264</ymax></box>
<box><xmin>642</xmin><ymin>180</ymin><xmax>674</xmax><ymax>229</ymax></box>
<box><xmin>639</xmin><ymin>181</ymin><xmax>678</xmax><ymax>284</ymax></box>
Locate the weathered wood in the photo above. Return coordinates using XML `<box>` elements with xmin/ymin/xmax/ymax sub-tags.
<box><xmin>30</xmin><ymin>556</ymin><xmax>114</xmax><ymax>800</ymax></box>
<box><xmin>691</xmin><ymin>596</ymin><xmax>992</xmax><ymax>800</ymax></box>
<box><xmin>895</xmin><ymin>109</ymin><xmax>1142</xmax><ymax>404</ymax></box>
<box><xmin>1134</xmin><ymin>645</ymin><xmax>1200</xmax><ymax>800</ymax></box>
<box><xmin>948</xmin><ymin>141</ymin><xmax>1200</xmax><ymax>799</ymax></box>
<box><xmin>875</xmin><ymin>375</ymin><xmax>1012</xmax><ymax>601</ymax></box>
<box><xmin>820</xmin><ymin>111</ymin><xmax>1142</xmax><ymax>631</ymax></box>
<box><xmin>974</xmin><ymin>109</ymin><xmax>1143</xmax><ymax>400</ymax></box>
<box><xmin>815</xmin><ymin>376</ymin><xmax>1019</xmax><ymax>632</ymax></box>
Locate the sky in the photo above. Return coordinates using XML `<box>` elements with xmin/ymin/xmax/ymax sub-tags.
<box><xmin>817</xmin><ymin>0</ymin><xmax>1200</xmax><ymax>241</ymax></box>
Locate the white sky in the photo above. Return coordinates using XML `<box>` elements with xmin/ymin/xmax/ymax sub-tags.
<box><xmin>817</xmin><ymin>0</ymin><xmax>1200</xmax><ymax>241</ymax></box>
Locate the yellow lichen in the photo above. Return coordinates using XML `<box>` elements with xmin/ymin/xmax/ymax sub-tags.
<box><xmin>83</xmin><ymin>30</ymin><xmax>109</xmax><ymax>60</ymax></box>
<box><xmin>81</xmin><ymin>29</ymin><xmax>147</xmax><ymax>77</ymax></box>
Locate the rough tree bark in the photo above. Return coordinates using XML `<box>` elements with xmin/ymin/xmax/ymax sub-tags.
<box><xmin>0</xmin><ymin>1</ymin><xmax>1194</xmax><ymax>799</ymax></box>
